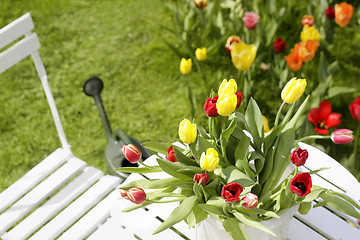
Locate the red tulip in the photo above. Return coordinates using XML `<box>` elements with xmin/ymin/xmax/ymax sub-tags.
<box><xmin>225</xmin><ymin>35</ymin><xmax>242</xmax><ymax>54</ymax></box>
<box><xmin>290</xmin><ymin>148</ymin><xmax>308</xmax><ymax>166</ymax></box>
<box><xmin>122</xmin><ymin>144</ymin><xmax>142</xmax><ymax>163</ymax></box>
<box><xmin>301</xmin><ymin>15</ymin><xmax>314</xmax><ymax>27</ymax></box>
<box><xmin>273</xmin><ymin>37</ymin><xmax>286</xmax><ymax>53</ymax></box>
<box><xmin>235</xmin><ymin>91</ymin><xmax>243</xmax><ymax>109</ymax></box>
<box><xmin>204</xmin><ymin>96</ymin><xmax>219</xmax><ymax>117</ymax></box>
<box><xmin>242</xmin><ymin>193</ymin><xmax>258</xmax><ymax>209</ymax></box>
<box><xmin>326</xmin><ymin>6</ymin><xmax>335</xmax><ymax>20</ymax></box>
<box><xmin>290</xmin><ymin>173</ymin><xmax>312</xmax><ymax>197</ymax></box>
<box><xmin>193</xmin><ymin>173</ymin><xmax>210</xmax><ymax>186</ymax></box>
<box><xmin>221</xmin><ymin>182</ymin><xmax>243</xmax><ymax>203</ymax></box>
<box><xmin>166</xmin><ymin>146</ymin><xmax>178</xmax><ymax>162</ymax></box>
<box><xmin>126</xmin><ymin>187</ymin><xmax>146</xmax><ymax>204</ymax></box>
<box><xmin>349</xmin><ymin>96</ymin><xmax>360</xmax><ymax>121</ymax></box>
<box><xmin>307</xmin><ymin>100</ymin><xmax>341</xmax><ymax>135</ymax></box>
<box><xmin>331</xmin><ymin>129</ymin><xmax>354</xmax><ymax>144</ymax></box>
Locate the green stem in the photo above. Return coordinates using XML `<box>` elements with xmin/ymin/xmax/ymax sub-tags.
<box><xmin>351</xmin><ymin>122</ymin><xmax>360</xmax><ymax>167</ymax></box>
<box><xmin>199</xmin><ymin>9</ymin><xmax>206</xmax><ymax>46</ymax></box>
<box><xmin>147</xmin><ymin>198</ymin><xmax>187</xmax><ymax>204</ymax></box>
<box><xmin>274</xmin><ymin>101</ymin><xmax>286</xmax><ymax>128</ymax></box>
<box><xmin>138</xmin><ymin>161</ymin><xmax>156</xmax><ymax>169</ymax></box>
<box><xmin>296</xmin><ymin>135</ymin><xmax>331</xmax><ymax>145</ymax></box>
<box><xmin>193</xmin><ymin>58</ymin><xmax>208</xmax><ymax>90</ymax></box>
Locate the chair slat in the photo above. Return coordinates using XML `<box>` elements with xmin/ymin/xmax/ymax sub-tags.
<box><xmin>0</xmin><ymin>148</ymin><xmax>72</xmax><ymax>213</ymax></box>
<box><xmin>2</xmin><ymin>166</ymin><xmax>103</xmax><ymax>240</ymax></box>
<box><xmin>29</xmin><ymin>175</ymin><xmax>121</xmax><ymax>240</ymax></box>
<box><xmin>295</xmin><ymin>202</ymin><xmax>360</xmax><ymax>239</ymax></box>
<box><xmin>88</xmin><ymin>217</ymin><xmax>137</xmax><ymax>240</ymax></box>
<box><xmin>0</xmin><ymin>13</ymin><xmax>34</xmax><ymax>50</ymax></box>
<box><xmin>59</xmin><ymin>188</ymin><xmax>120</xmax><ymax>240</ymax></box>
<box><xmin>0</xmin><ymin>157</ymin><xmax>86</xmax><ymax>235</ymax></box>
<box><xmin>300</xmin><ymin>142</ymin><xmax>360</xmax><ymax>200</ymax></box>
<box><xmin>289</xmin><ymin>217</ymin><xmax>328</xmax><ymax>240</ymax></box>
<box><xmin>0</xmin><ymin>32</ymin><xmax>40</xmax><ymax>74</ymax></box>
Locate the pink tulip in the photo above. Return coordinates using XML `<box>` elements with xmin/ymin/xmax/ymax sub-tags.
<box><xmin>120</xmin><ymin>189</ymin><xmax>128</xmax><ymax>198</ymax></box>
<box><xmin>331</xmin><ymin>129</ymin><xmax>354</xmax><ymax>144</ymax></box>
<box><xmin>122</xmin><ymin>144</ymin><xmax>142</xmax><ymax>163</ymax></box>
<box><xmin>242</xmin><ymin>193</ymin><xmax>258</xmax><ymax>209</ymax></box>
<box><xmin>242</xmin><ymin>12</ymin><xmax>260</xmax><ymax>30</ymax></box>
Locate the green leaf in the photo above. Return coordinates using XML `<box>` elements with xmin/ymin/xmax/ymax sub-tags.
<box><xmin>222</xmin><ymin>218</ymin><xmax>249</xmax><ymax>240</ymax></box>
<box><xmin>302</xmin><ymin>188</ymin><xmax>326</xmax><ymax>202</ymax></box>
<box><xmin>157</xmin><ymin>158</ymin><xmax>193</xmax><ymax>179</ymax></box>
<box><xmin>142</xmin><ymin>142</ymin><xmax>172</xmax><ymax>155</ymax></box>
<box><xmin>320</xmin><ymin>192</ymin><xmax>360</xmax><ymax>219</ymax></box>
<box><xmin>327</xmin><ymin>86</ymin><xmax>358</xmax><ymax>99</ymax></box>
<box><xmin>298</xmin><ymin>202</ymin><xmax>312</xmax><ymax>215</ymax></box>
<box><xmin>283</xmin><ymin>95</ymin><xmax>309</xmax><ymax>132</ymax></box>
<box><xmin>198</xmin><ymin>204</ymin><xmax>227</xmax><ymax>217</ymax></box>
<box><xmin>173</xmin><ymin>147</ymin><xmax>199</xmax><ymax>167</ymax></box>
<box><xmin>153</xmin><ymin>196</ymin><xmax>197</xmax><ymax>234</ymax></box>
<box><xmin>222</xmin><ymin>166</ymin><xmax>255</xmax><ymax>187</ymax></box>
<box><xmin>245</xmin><ymin>98</ymin><xmax>264</xmax><ymax>150</ymax></box>
<box><xmin>234</xmin><ymin>132</ymin><xmax>251</xmax><ymax>170</ymax></box>
<box><xmin>197</xmin><ymin>125</ymin><xmax>211</xmax><ymax>139</ymax></box>
<box><xmin>114</xmin><ymin>166</ymin><xmax>162</xmax><ymax>173</ymax></box>
<box><xmin>121</xmin><ymin>178</ymin><xmax>187</xmax><ymax>189</ymax></box>
<box><xmin>232</xmin><ymin>211</ymin><xmax>276</xmax><ymax>237</ymax></box>
<box><xmin>326</xmin><ymin>190</ymin><xmax>360</xmax><ymax>211</ymax></box>
<box><xmin>259</xmin><ymin>144</ymin><xmax>276</xmax><ymax>185</ymax></box>
<box><xmin>186</xmin><ymin>204</ymin><xmax>209</xmax><ymax>228</ymax></box>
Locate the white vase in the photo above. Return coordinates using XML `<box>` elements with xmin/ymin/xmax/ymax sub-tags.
<box><xmin>196</xmin><ymin>205</ymin><xmax>299</xmax><ymax>240</ymax></box>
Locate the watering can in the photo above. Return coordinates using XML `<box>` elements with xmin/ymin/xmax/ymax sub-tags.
<box><xmin>83</xmin><ymin>77</ymin><xmax>151</xmax><ymax>182</ymax></box>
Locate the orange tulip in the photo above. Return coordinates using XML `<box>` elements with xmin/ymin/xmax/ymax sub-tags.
<box><xmin>298</xmin><ymin>40</ymin><xmax>320</xmax><ymax>63</ymax></box>
<box><xmin>285</xmin><ymin>44</ymin><xmax>303</xmax><ymax>71</ymax></box>
<box><xmin>335</xmin><ymin>2</ymin><xmax>353</xmax><ymax>28</ymax></box>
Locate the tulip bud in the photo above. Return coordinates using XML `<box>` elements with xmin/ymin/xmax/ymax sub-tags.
<box><xmin>281</xmin><ymin>77</ymin><xmax>307</xmax><ymax>104</ymax></box>
<box><xmin>326</xmin><ymin>6</ymin><xmax>335</xmax><ymax>20</ymax></box>
<box><xmin>127</xmin><ymin>187</ymin><xmax>146</xmax><ymax>204</ymax></box>
<box><xmin>180</xmin><ymin>58</ymin><xmax>192</xmax><ymax>75</ymax></box>
<box><xmin>195</xmin><ymin>47</ymin><xmax>206</xmax><ymax>61</ymax></box>
<box><xmin>242</xmin><ymin>11</ymin><xmax>260</xmax><ymax>30</ymax></box>
<box><xmin>204</xmin><ymin>96</ymin><xmax>219</xmax><ymax>117</ymax></box>
<box><xmin>242</xmin><ymin>193</ymin><xmax>258</xmax><ymax>209</ymax></box>
<box><xmin>122</xmin><ymin>144</ymin><xmax>142</xmax><ymax>163</ymax></box>
<box><xmin>335</xmin><ymin>3</ymin><xmax>353</xmax><ymax>28</ymax></box>
<box><xmin>290</xmin><ymin>148</ymin><xmax>308</xmax><ymax>166</ymax></box>
<box><xmin>349</xmin><ymin>96</ymin><xmax>360</xmax><ymax>121</ymax></box>
<box><xmin>193</xmin><ymin>173</ymin><xmax>210</xmax><ymax>186</ymax></box>
<box><xmin>200</xmin><ymin>148</ymin><xmax>219</xmax><ymax>172</ymax></box>
<box><xmin>216</xmin><ymin>93</ymin><xmax>237</xmax><ymax>116</ymax></box>
<box><xmin>301</xmin><ymin>15</ymin><xmax>314</xmax><ymax>27</ymax></box>
<box><xmin>331</xmin><ymin>129</ymin><xmax>354</xmax><ymax>144</ymax></box>
<box><xmin>218</xmin><ymin>79</ymin><xmax>237</xmax><ymax>96</ymax></box>
<box><xmin>273</xmin><ymin>37</ymin><xmax>286</xmax><ymax>53</ymax></box>
<box><xmin>300</xmin><ymin>25</ymin><xmax>321</xmax><ymax>42</ymax></box>
<box><xmin>193</xmin><ymin>0</ymin><xmax>207</xmax><ymax>9</ymax></box>
<box><xmin>235</xmin><ymin>91</ymin><xmax>243</xmax><ymax>109</ymax></box>
<box><xmin>120</xmin><ymin>189</ymin><xmax>128</xmax><ymax>198</ymax></box>
<box><xmin>178</xmin><ymin>119</ymin><xmax>197</xmax><ymax>144</ymax></box>
<box><xmin>225</xmin><ymin>35</ymin><xmax>242</xmax><ymax>54</ymax></box>
<box><xmin>166</xmin><ymin>146</ymin><xmax>178</xmax><ymax>162</ymax></box>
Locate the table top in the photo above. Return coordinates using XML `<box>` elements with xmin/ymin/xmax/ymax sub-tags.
<box><xmin>89</xmin><ymin>143</ymin><xmax>360</xmax><ymax>240</ymax></box>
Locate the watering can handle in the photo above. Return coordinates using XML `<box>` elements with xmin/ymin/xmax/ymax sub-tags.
<box><xmin>113</xmin><ymin>129</ymin><xmax>132</xmax><ymax>145</ymax></box>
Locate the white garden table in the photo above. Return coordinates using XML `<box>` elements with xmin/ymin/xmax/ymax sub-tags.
<box><xmin>88</xmin><ymin>142</ymin><xmax>360</xmax><ymax>240</ymax></box>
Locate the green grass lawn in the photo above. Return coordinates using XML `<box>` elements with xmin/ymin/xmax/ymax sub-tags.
<box><xmin>0</xmin><ymin>0</ymin><xmax>207</xmax><ymax>191</ymax></box>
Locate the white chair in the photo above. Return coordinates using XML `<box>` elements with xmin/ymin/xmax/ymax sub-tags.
<box><xmin>0</xmin><ymin>13</ymin><xmax>122</xmax><ymax>240</ymax></box>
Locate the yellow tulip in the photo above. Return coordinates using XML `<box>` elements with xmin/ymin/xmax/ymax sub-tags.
<box><xmin>180</xmin><ymin>58</ymin><xmax>192</xmax><ymax>75</ymax></box>
<box><xmin>218</xmin><ymin>79</ymin><xmax>237</xmax><ymax>96</ymax></box>
<box><xmin>300</xmin><ymin>25</ymin><xmax>321</xmax><ymax>42</ymax></box>
<box><xmin>216</xmin><ymin>94</ymin><xmax>237</xmax><ymax>116</ymax></box>
<box><xmin>178</xmin><ymin>119</ymin><xmax>197</xmax><ymax>144</ymax></box>
<box><xmin>200</xmin><ymin>148</ymin><xmax>219</xmax><ymax>172</ymax></box>
<box><xmin>262</xmin><ymin>116</ymin><xmax>272</xmax><ymax>133</ymax></box>
<box><xmin>195</xmin><ymin>48</ymin><xmax>206</xmax><ymax>61</ymax></box>
<box><xmin>230</xmin><ymin>42</ymin><xmax>257</xmax><ymax>71</ymax></box>
<box><xmin>281</xmin><ymin>78</ymin><xmax>307</xmax><ymax>104</ymax></box>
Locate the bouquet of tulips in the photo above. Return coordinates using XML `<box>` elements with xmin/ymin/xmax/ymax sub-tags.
<box><xmin>116</xmin><ymin>77</ymin><xmax>360</xmax><ymax>239</ymax></box>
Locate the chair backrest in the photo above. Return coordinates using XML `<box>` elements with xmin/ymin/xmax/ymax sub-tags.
<box><xmin>0</xmin><ymin>13</ymin><xmax>70</xmax><ymax>152</ymax></box>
